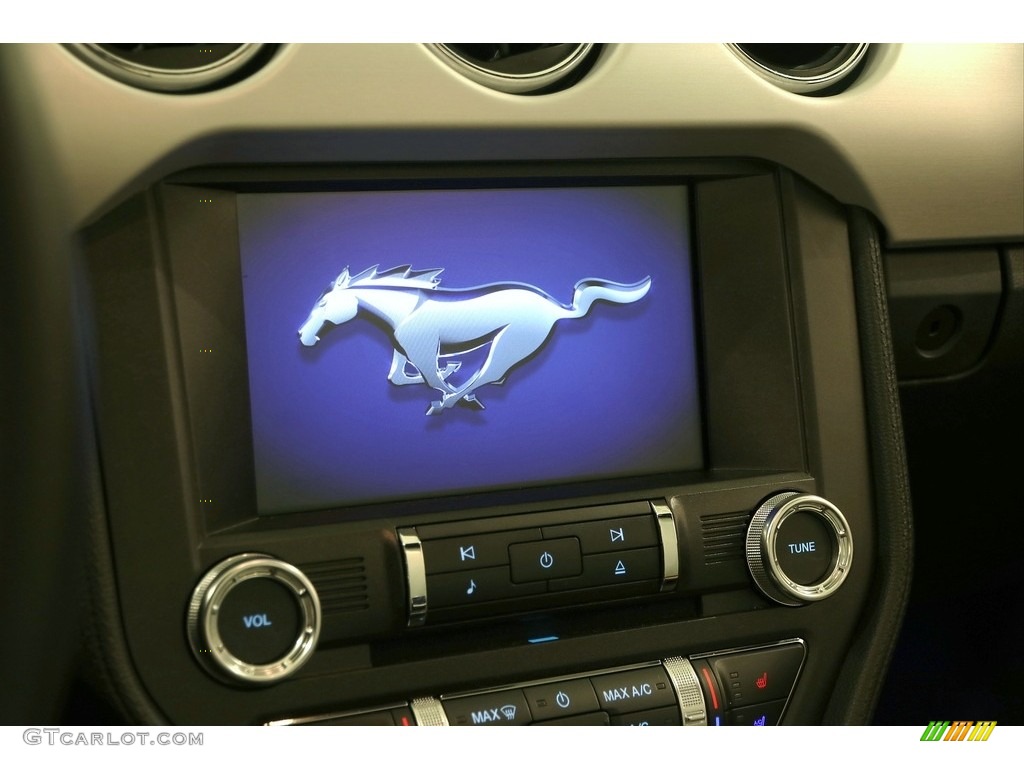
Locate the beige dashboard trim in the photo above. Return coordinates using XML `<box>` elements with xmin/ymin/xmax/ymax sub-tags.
<box><xmin>12</xmin><ymin>43</ymin><xmax>1023</xmax><ymax>244</ymax></box>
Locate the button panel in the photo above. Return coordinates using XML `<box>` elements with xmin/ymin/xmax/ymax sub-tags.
<box><xmin>403</xmin><ymin>500</ymin><xmax>673</xmax><ymax>625</ymax></box>
<box><xmin>268</xmin><ymin>640</ymin><xmax>805</xmax><ymax>727</ymax></box>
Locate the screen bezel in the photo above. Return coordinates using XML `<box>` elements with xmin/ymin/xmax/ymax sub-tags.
<box><xmin>156</xmin><ymin>160</ymin><xmax>805</xmax><ymax>535</ymax></box>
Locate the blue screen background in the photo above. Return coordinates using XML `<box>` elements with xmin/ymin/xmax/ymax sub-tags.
<box><xmin>238</xmin><ymin>186</ymin><xmax>703</xmax><ymax>514</ymax></box>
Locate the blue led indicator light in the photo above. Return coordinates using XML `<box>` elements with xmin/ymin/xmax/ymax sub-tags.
<box><xmin>527</xmin><ymin>635</ymin><xmax>560</xmax><ymax>644</ymax></box>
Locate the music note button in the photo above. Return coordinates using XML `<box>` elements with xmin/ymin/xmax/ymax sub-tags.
<box><xmin>426</xmin><ymin>566</ymin><xmax>545</xmax><ymax>608</ymax></box>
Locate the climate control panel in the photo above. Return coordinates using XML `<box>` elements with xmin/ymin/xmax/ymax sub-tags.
<box><xmin>266</xmin><ymin>640</ymin><xmax>805</xmax><ymax>726</ymax></box>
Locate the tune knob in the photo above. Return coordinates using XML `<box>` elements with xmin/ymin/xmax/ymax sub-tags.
<box><xmin>745</xmin><ymin>493</ymin><xmax>853</xmax><ymax>606</ymax></box>
<box><xmin>187</xmin><ymin>553</ymin><xmax>321</xmax><ymax>685</ymax></box>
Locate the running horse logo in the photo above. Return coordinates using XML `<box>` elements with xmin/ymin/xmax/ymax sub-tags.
<box><xmin>298</xmin><ymin>265</ymin><xmax>652</xmax><ymax>415</ymax></box>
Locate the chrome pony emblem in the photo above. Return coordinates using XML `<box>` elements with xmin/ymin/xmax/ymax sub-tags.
<box><xmin>298</xmin><ymin>265</ymin><xmax>651</xmax><ymax>415</ymax></box>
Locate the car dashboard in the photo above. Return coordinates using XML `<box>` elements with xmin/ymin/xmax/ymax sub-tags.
<box><xmin>1</xmin><ymin>43</ymin><xmax>1021</xmax><ymax>727</ymax></box>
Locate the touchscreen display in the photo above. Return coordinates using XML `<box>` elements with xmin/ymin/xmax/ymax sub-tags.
<box><xmin>238</xmin><ymin>185</ymin><xmax>703</xmax><ymax>514</ymax></box>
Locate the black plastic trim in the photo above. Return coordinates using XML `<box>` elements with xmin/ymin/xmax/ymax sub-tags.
<box><xmin>823</xmin><ymin>208</ymin><xmax>913</xmax><ymax>724</ymax></box>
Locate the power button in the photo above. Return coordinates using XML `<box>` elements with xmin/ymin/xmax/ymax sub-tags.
<box><xmin>509</xmin><ymin>538</ymin><xmax>582</xmax><ymax>582</ymax></box>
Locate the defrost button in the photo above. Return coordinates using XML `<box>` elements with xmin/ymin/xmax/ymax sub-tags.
<box><xmin>442</xmin><ymin>690</ymin><xmax>532</xmax><ymax>726</ymax></box>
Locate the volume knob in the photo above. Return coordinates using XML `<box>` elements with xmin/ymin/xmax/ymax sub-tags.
<box><xmin>746</xmin><ymin>493</ymin><xmax>853</xmax><ymax>606</ymax></box>
<box><xmin>187</xmin><ymin>553</ymin><xmax>321</xmax><ymax>685</ymax></box>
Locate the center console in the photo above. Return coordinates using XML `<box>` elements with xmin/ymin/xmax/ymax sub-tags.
<box><xmin>82</xmin><ymin>159</ymin><xmax>888</xmax><ymax>725</ymax></box>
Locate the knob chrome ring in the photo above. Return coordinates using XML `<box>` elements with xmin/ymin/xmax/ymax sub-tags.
<box><xmin>746</xmin><ymin>493</ymin><xmax>853</xmax><ymax>606</ymax></box>
<box><xmin>187</xmin><ymin>553</ymin><xmax>321</xmax><ymax>685</ymax></box>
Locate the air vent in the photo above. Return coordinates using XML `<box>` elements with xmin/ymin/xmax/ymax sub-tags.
<box><xmin>66</xmin><ymin>44</ymin><xmax>272</xmax><ymax>93</ymax></box>
<box><xmin>301</xmin><ymin>558</ymin><xmax>370</xmax><ymax>616</ymax></box>
<box><xmin>701</xmin><ymin>511</ymin><xmax>753</xmax><ymax>565</ymax></box>
<box><xmin>428</xmin><ymin>43</ymin><xmax>597</xmax><ymax>94</ymax></box>
<box><xmin>729</xmin><ymin>43</ymin><xmax>869</xmax><ymax>95</ymax></box>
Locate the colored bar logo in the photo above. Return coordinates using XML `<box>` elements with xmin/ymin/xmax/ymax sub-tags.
<box><xmin>920</xmin><ymin>721</ymin><xmax>997</xmax><ymax>741</ymax></box>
